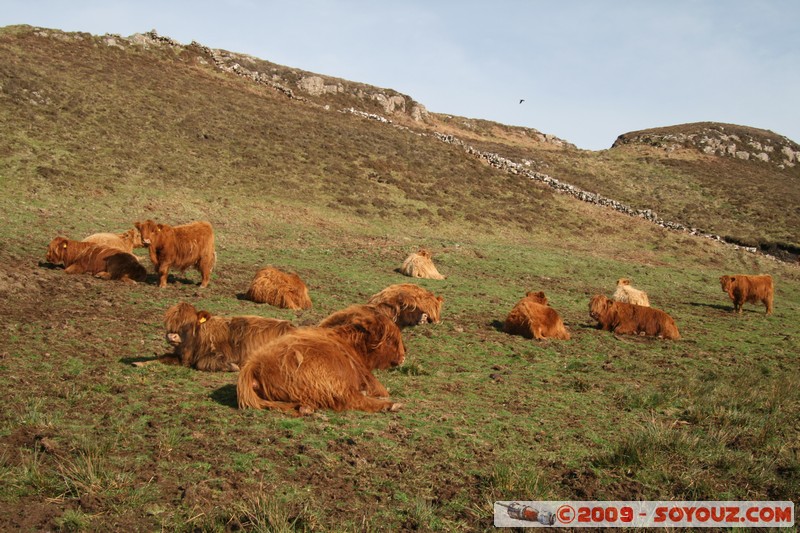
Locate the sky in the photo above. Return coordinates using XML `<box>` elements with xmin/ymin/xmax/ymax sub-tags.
<box><xmin>3</xmin><ymin>0</ymin><xmax>799</xmax><ymax>150</ymax></box>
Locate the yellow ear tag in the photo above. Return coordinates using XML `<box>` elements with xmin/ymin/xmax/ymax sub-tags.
<box><xmin>198</xmin><ymin>317</ymin><xmax>207</xmax><ymax>324</ymax></box>
<box><xmin>62</xmin><ymin>243</ymin><xmax>67</xmax><ymax>248</ymax></box>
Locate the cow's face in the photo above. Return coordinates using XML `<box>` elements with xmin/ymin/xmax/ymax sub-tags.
<box><xmin>134</xmin><ymin>220</ymin><xmax>159</xmax><ymax>247</ymax></box>
<box><xmin>360</xmin><ymin>314</ymin><xmax>406</xmax><ymax>369</ymax></box>
<box><xmin>124</xmin><ymin>227</ymin><xmax>144</xmax><ymax>248</ymax></box>
<box><xmin>719</xmin><ymin>276</ymin><xmax>733</xmax><ymax>293</ymax></box>
<box><xmin>45</xmin><ymin>237</ymin><xmax>68</xmax><ymax>263</ymax></box>
<box><xmin>589</xmin><ymin>295</ymin><xmax>610</xmax><ymax>319</ymax></box>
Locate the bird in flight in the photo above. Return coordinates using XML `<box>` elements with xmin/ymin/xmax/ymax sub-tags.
<box><xmin>519</xmin><ymin>99</ymin><xmax>525</xmax><ymax>104</ymax></box>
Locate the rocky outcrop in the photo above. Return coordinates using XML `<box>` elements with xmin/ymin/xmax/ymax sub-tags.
<box><xmin>613</xmin><ymin>123</ymin><xmax>800</xmax><ymax>169</ymax></box>
<box><xmin>116</xmin><ymin>30</ymin><xmax>427</xmax><ymax>122</ymax></box>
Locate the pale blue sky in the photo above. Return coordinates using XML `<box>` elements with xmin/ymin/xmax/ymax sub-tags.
<box><xmin>3</xmin><ymin>1</ymin><xmax>799</xmax><ymax>150</ymax></box>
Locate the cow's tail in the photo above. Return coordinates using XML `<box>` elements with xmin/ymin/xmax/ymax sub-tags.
<box><xmin>236</xmin><ymin>362</ymin><xmax>304</xmax><ymax>413</ymax></box>
<box><xmin>237</xmin><ymin>362</ymin><xmax>268</xmax><ymax>409</ymax></box>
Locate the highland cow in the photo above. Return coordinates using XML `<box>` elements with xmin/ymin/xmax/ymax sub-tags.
<box><xmin>612</xmin><ymin>278</ymin><xmax>650</xmax><ymax>307</ymax></box>
<box><xmin>719</xmin><ymin>274</ymin><xmax>774</xmax><ymax>315</ymax></box>
<box><xmin>82</xmin><ymin>228</ymin><xmax>144</xmax><ymax>254</ymax></box>
<box><xmin>504</xmin><ymin>291</ymin><xmax>571</xmax><ymax>340</ymax></box>
<box><xmin>245</xmin><ymin>266</ymin><xmax>312</xmax><ymax>310</ymax></box>
<box><xmin>318</xmin><ymin>303</ymin><xmax>389</xmax><ymax>330</ymax></box>
<box><xmin>134</xmin><ymin>219</ymin><xmax>215</xmax><ymax>288</ymax></box>
<box><xmin>237</xmin><ymin>311</ymin><xmax>405</xmax><ymax>415</ymax></box>
<box><xmin>139</xmin><ymin>302</ymin><xmax>296</xmax><ymax>371</ymax></box>
<box><xmin>366</xmin><ymin>283</ymin><xmax>444</xmax><ymax>327</ymax></box>
<box><xmin>400</xmin><ymin>248</ymin><xmax>446</xmax><ymax>280</ymax></box>
<box><xmin>45</xmin><ymin>236</ymin><xmax>147</xmax><ymax>283</ymax></box>
<box><xmin>589</xmin><ymin>294</ymin><xmax>680</xmax><ymax>340</ymax></box>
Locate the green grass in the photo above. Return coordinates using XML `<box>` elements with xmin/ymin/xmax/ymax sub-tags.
<box><xmin>0</xmin><ymin>24</ymin><xmax>798</xmax><ymax>531</ymax></box>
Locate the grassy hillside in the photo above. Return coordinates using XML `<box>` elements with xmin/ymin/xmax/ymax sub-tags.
<box><xmin>1</xmin><ymin>26</ymin><xmax>799</xmax><ymax>531</ymax></box>
<box><xmin>436</xmin><ymin>117</ymin><xmax>800</xmax><ymax>252</ymax></box>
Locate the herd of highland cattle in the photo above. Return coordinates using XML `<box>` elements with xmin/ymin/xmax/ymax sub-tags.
<box><xmin>44</xmin><ymin>219</ymin><xmax>776</xmax><ymax>416</ymax></box>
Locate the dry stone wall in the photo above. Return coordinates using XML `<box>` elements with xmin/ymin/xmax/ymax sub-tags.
<box><xmin>433</xmin><ymin>133</ymin><xmax>775</xmax><ymax>258</ymax></box>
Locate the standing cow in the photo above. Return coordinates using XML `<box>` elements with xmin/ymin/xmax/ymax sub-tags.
<box><xmin>134</xmin><ymin>219</ymin><xmax>216</xmax><ymax>288</ymax></box>
<box><xmin>719</xmin><ymin>274</ymin><xmax>774</xmax><ymax>315</ymax></box>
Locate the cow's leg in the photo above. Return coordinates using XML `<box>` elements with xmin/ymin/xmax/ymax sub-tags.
<box><xmin>157</xmin><ymin>263</ymin><xmax>171</xmax><ymax>288</ymax></box>
<box><xmin>348</xmin><ymin>395</ymin><xmax>402</xmax><ymax>413</ymax></box>
<box><xmin>361</xmin><ymin>373</ymin><xmax>390</xmax><ymax>398</ymax></box>
<box><xmin>64</xmin><ymin>264</ymin><xmax>84</xmax><ymax>274</ymax></box>
<box><xmin>613</xmin><ymin>323</ymin><xmax>638</xmax><ymax>335</ymax></box>
<box><xmin>198</xmin><ymin>257</ymin><xmax>213</xmax><ymax>288</ymax></box>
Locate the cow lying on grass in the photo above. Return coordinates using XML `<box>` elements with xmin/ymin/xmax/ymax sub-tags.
<box><xmin>45</xmin><ymin>236</ymin><xmax>146</xmax><ymax>284</ymax></box>
<box><xmin>237</xmin><ymin>310</ymin><xmax>405</xmax><ymax>415</ymax></box>
<box><xmin>400</xmin><ymin>248</ymin><xmax>446</xmax><ymax>280</ymax></box>
<box><xmin>134</xmin><ymin>302</ymin><xmax>295</xmax><ymax>371</ymax></box>
<box><xmin>589</xmin><ymin>294</ymin><xmax>680</xmax><ymax>340</ymax></box>
<box><xmin>134</xmin><ymin>219</ymin><xmax>216</xmax><ymax>288</ymax></box>
<box><xmin>612</xmin><ymin>278</ymin><xmax>650</xmax><ymax>307</ymax></box>
<box><xmin>504</xmin><ymin>291</ymin><xmax>571</xmax><ymax>340</ymax></box>
<box><xmin>318</xmin><ymin>303</ymin><xmax>387</xmax><ymax>329</ymax></box>
<box><xmin>719</xmin><ymin>274</ymin><xmax>774</xmax><ymax>315</ymax></box>
<box><xmin>245</xmin><ymin>266</ymin><xmax>312</xmax><ymax>310</ymax></box>
<box><xmin>366</xmin><ymin>283</ymin><xmax>444</xmax><ymax>327</ymax></box>
<box><xmin>82</xmin><ymin>228</ymin><xmax>143</xmax><ymax>254</ymax></box>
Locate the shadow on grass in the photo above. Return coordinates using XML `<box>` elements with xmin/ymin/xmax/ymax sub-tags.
<box><xmin>687</xmin><ymin>301</ymin><xmax>731</xmax><ymax>311</ymax></box>
<box><xmin>211</xmin><ymin>384</ymin><xmax>239</xmax><ymax>409</ymax></box>
<box><xmin>686</xmin><ymin>301</ymin><xmax>763</xmax><ymax>314</ymax></box>
<box><xmin>489</xmin><ymin>320</ymin><xmax>505</xmax><ymax>332</ymax></box>
<box><xmin>122</xmin><ymin>353</ymin><xmax>179</xmax><ymax>367</ymax></box>
<box><xmin>38</xmin><ymin>261</ymin><xmax>61</xmax><ymax>270</ymax></box>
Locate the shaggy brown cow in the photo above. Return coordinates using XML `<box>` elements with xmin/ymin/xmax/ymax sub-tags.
<box><xmin>139</xmin><ymin>302</ymin><xmax>296</xmax><ymax>371</ymax></box>
<box><xmin>366</xmin><ymin>283</ymin><xmax>444</xmax><ymax>327</ymax></box>
<box><xmin>237</xmin><ymin>311</ymin><xmax>405</xmax><ymax>415</ymax></box>
<box><xmin>612</xmin><ymin>278</ymin><xmax>650</xmax><ymax>307</ymax></box>
<box><xmin>82</xmin><ymin>228</ymin><xmax>144</xmax><ymax>254</ymax></box>
<box><xmin>400</xmin><ymin>248</ymin><xmax>446</xmax><ymax>280</ymax></box>
<box><xmin>245</xmin><ymin>266</ymin><xmax>312</xmax><ymax>310</ymax></box>
<box><xmin>318</xmin><ymin>304</ymin><xmax>390</xmax><ymax>331</ymax></box>
<box><xmin>134</xmin><ymin>219</ymin><xmax>216</xmax><ymax>288</ymax></box>
<box><xmin>45</xmin><ymin>237</ymin><xmax>147</xmax><ymax>283</ymax></box>
<box><xmin>719</xmin><ymin>274</ymin><xmax>774</xmax><ymax>315</ymax></box>
<box><xmin>589</xmin><ymin>294</ymin><xmax>680</xmax><ymax>340</ymax></box>
<box><xmin>504</xmin><ymin>291</ymin><xmax>571</xmax><ymax>340</ymax></box>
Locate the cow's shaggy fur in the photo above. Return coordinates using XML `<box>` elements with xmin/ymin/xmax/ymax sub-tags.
<box><xmin>612</xmin><ymin>278</ymin><xmax>650</xmax><ymax>307</ymax></box>
<box><xmin>504</xmin><ymin>291</ymin><xmax>571</xmax><ymax>340</ymax></box>
<box><xmin>400</xmin><ymin>248</ymin><xmax>446</xmax><ymax>280</ymax></box>
<box><xmin>237</xmin><ymin>312</ymin><xmax>405</xmax><ymax>415</ymax></box>
<box><xmin>134</xmin><ymin>219</ymin><xmax>216</xmax><ymax>288</ymax></box>
<box><xmin>366</xmin><ymin>283</ymin><xmax>444</xmax><ymax>327</ymax></box>
<box><xmin>245</xmin><ymin>267</ymin><xmax>312</xmax><ymax>310</ymax></box>
<box><xmin>45</xmin><ymin>236</ymin><xmax>147</xmax><ymax>283</ymax></box>
<box><xmin>155</xmin><ymin>302</ymin><xmax>295</xmax><ymax>371</ymax></box>
<box><xmin>589</xmin><ymin>294</ymin><xmax>680</xmax><ymax>340</ymax></box>
<box><xmin>82</xmin><ymin>228</ymin><xmax>144</xmax><ymax>254</ymax></box>
<box><xmin>719</xmin><ymin>274</ymin><xmax>774</xmax><ymax>315</ymax></box>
